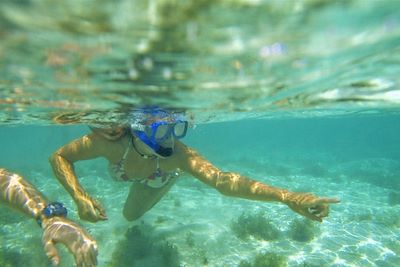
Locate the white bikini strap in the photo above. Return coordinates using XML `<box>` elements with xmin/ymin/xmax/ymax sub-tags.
<box><xmin>122</xmin><ymin>138</ymin><xmax>132</xmax><ymax>160</ymax></box>
<box><xmin>156</xmin><ymin>157</ymin><xmax>160</xmax><ymax>169</ymax></box>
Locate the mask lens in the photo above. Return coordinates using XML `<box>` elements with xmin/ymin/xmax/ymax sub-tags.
<box><xmin>173</xmin><ymin>121</ymin><xmax>187</xmax><ymax>138</ymax></box>
<box><xmin>144</xmin><ymin>125</ymin><xmax>153</xmax><ymax>137</ymax></box>
<box><xmin>154</xmin><ymin>124</ymin><xmax>170</xmax><ymax>140</ymax></box>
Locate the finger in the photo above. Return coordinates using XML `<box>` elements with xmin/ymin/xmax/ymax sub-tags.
<box><xmin>92</xmin><ymin>212</ymin><xmax>107</xmax><ymax>221</ymax></box>
<box><xmin>295</xmin><ymin>207</ymin><xmax>322</xmax><ymax>222</ymax></box>
<box><xmin>308</xmin><ymin>203</ymin><xmax>326</xmax><ymax>213</ymax></box>
<box><xmin>308</xmin><ymin>205</ymin><xmax>329</xmax><ymax>220</ymax></box>
<box><xmin>288</xmin><ymin>203</ymin><xmax>324</xmax><ymax>222</ymax></box>
<box><xmin>318</xmin><ymin>205</ymin><xmax>330</xmax><ymax>218</ymax></box>
<box><xmin>312</xmin><ymin>215</ymin><xmax>323</xmax><ymax>222</ymax></box>
<box><xmin>81</xmin><ymin>246</ymin><xmax>92</xmax><ymax>267</ymax></box>
<box><xmin>84</xmin><ymin>247</ymin><xmax>97</xmax><ymax>267</ymax></box>
<box><xmin>91</xmin><ymin>243</ymin><xmax>99</xmax><ymax>266</ymax></box>
<box><xmin>82</xmin><ymin>213</ymin><xmax>100</xmax><ymax>223</ymax></box>
<box><xmin>304</xmin><ymin>211</ymin><xmax>323</xmax><ymax>222</ymax></box>
<box><xmin>75</xmin><ymin>250</ymin><xmax>84</xmax><ymax>267</ymax></box>
<box><xmin>85</xmin><ymin>249</ymin><xmax>97</xmax><ymax>267</ymax></box>
<box><xmin>97</xmin><ymin>211</ymin><xmax>108</xmax><ymax>220</ymax></box>
<box><xmin>88</xmin><ymin>217</ymin><xmax>100</xmax><ymax>223</ymax></box>
<box><xmin>82</xmin><ymin>209</ymin><xmax>106</xmax><ymax>222</ymax></box>
<box><xmin>43</xmin><ymin>241</ymin><xmax>60</xmax><ymax>266</ymax></box>
<box><xmin>307</xmin><ymin>207</ymin><xmax>320</xmax><ymax>215</ymax></box>
<box><xmin>315</xmin><ymin>197</ymin><xmax>341</xmax><ymax>205</ymax></box>
<box><xmin>75</xmin><ymin>256</ymin><xmax>84</xmax><ymax>267</ymax></box>
<box><xmin>88</xmin><ymin>215</ymin><xmax>106</xmax><ymax>222</ymax></box>
<box><xmin>92</xmin><ymin>199</ymin><xmax>106</xmax><ymax>213</ymax></box>
<box><xmin>92</xmin><ymin>201</ymin><xmax>108</xmax><ymax>220</ymax></box>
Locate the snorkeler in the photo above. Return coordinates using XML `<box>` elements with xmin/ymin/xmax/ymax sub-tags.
<box><xmin>49</xmin><ymin>108</ymin><xmax>340</xmax><ymax>224</ymax></box>
<box><xmin>0</xmin><ymin>168</ymin><xmax>98</xmax><ymax>267</ymax></box>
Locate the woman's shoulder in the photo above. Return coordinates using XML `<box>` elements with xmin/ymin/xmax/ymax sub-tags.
<box><xmin>89</xmin><ymin>126</ymin><xmax>129</xmax><ymax>141</ymax></box>
<box><xmin>71</xmin><ymin>132</ymin><xmax>125</xmax><ymax>160</ymax></box>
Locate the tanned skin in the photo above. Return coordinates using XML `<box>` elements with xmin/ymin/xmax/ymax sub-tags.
<box><xmin>50</xmin><ymin>125</ymin><xmax>340</xmax><ymax>223</ymax></box>
<box><xmin>0</xmin><ymin>168</ymin><xmax>98</xmax><ymax>267</ymax></box>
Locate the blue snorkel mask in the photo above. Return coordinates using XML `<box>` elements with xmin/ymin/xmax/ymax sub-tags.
<box><xmin>130</xmin><ymin>108</ymin><xmax>188</xmax><ymax>157</ymax></box>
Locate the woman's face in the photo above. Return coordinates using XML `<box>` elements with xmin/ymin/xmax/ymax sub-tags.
<box><xmin>139</xmin><ymin>119</ymin><xmax>178</xmax><ymax>157</ymax></box>
<box><xmin>147</xmin><ymin>120</ymin><xmax>176</xmax><ymax>147</ymax></box>
<box><xmin>157</xmin><ymin>131</ymin><xmax>175</xmax><ymax>148</ymax></box>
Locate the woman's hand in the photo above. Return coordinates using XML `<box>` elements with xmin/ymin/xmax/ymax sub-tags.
<box><xmin>42</xmin><ymin>216</ymin><xmax>98</xmax><ymax>267</ymax></box>
<box><xmin>76</xmin><ymin>196</ymin><xmax>108</xmax><ymax>222</ymax></box>
<box><xmin>283</xmin><ymin>192</ymin><xmax>340</xmax><ymax>222</ymax></box>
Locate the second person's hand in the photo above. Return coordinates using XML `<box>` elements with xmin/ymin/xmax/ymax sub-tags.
<box><xmin>42</xmin><ymin>216</ymin><xmax>98</xmax><ymax>267</ymax></box>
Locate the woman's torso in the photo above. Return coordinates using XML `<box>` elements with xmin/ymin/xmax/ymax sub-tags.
<box><xmin>103</xmin><ymin>135</ymin><xmax>182</xmax><ymax>187</ymax></box>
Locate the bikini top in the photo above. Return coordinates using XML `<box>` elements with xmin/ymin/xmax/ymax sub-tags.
<box><xmin>108</xmin><ymin>139</ymin><xmax>180</xmax><ymax>188</ymax></box>
<box><xmin>107</xmin><ymin>140</ymin><xmax>131</xmax><ymax>182</ymax></box>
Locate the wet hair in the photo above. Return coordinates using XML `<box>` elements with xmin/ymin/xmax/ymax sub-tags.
<box><xmin>130</xmin><ymin>107</ymin><xmax>186</xmax><ymax>130</ymax></box>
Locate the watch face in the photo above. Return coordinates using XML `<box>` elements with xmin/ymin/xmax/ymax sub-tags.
<box><xmin>43</xmin><ymin>202</ymin><xmax>68</xmax><ymax>218</ymax></box>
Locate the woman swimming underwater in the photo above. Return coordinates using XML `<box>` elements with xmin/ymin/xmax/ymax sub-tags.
<box><xmin>50</xmin><ymin>108</ymin><xmax>340</xmax><ymax>223</ymax></box>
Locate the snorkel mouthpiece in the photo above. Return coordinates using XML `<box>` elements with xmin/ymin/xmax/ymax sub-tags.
<box><xmin>156</xmin><ymin>146</ymin><xmax>173</xmax><ymax>157</ymax></box>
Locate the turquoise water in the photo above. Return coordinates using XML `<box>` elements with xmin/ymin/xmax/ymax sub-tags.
<box><xmin>1</xmin><ymin>0</ymin><xmax>400</xmax><ymax>266</ymax></box>
<box><xmin>0</xmin><ymin>116</ymin><xmax>400</xmax><ymax>266</ymax></box>
<box><xmin>1</xmin><ymin>117</ymin><xmax>400</xmax><ymax>266</ymax></box>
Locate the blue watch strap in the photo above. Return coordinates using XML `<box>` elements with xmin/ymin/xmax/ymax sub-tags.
<box><xmin>37</xmin><ymin>202</ymin><xmax>68</xmax><ymax>227</ymax></box>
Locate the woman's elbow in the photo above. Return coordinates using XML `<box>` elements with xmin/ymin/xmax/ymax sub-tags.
<box><xmin>214</xmin><ymin>177</ymin><xmax>236</xmax><ymax>196</ymax></box>
<box><xmin>48</xmin><ymin>152</ymin><xmax>68</xmax><ymax>167</ymax></box>
<box><xmin>49</xmin><ymin>152</ymin><xmax>59</xmax><ymax>164</ymax></box>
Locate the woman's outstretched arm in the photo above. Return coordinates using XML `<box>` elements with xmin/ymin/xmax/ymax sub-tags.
<box><xmin>178</xmin><ymin>145</ymin><xmax>340</xmax><ymax>222</ymax></box>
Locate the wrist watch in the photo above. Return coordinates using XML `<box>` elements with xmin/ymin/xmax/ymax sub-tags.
<box><xmin>37</xmin><ymin>201</ymin><xmax>68</xmax><ymax>227</ymax></box>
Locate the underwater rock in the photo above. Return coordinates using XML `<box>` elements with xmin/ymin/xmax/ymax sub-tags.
<box><xmin>185</xmin><ymin>231</ymin><xmax>195</xmax><ymax>247</ymax></box>
<box><xmin>238</xmin><ymin>252</ymin><xmax>287</xmax><ymax>267</ymax></box>
<box><xmin>253</xmin><ymin>252</ymin><xmax>287</xmax><ymax>267</ymax></box>
<box><xmin>295</xmin><ymin>261</ymin><xmax>328</xmax><ymax>267</ymax></box>
<box><xmin>155</xmin><ymin>215</ymin><xmax>169</xmax><ymax>224</ymax></box>
<box><xmin>333</xmin><ymin>159</ymin><xmax>400</xmax><ymax>190</ymax></box>
<box><xmin>300</xmin><ymin>162</ymin><xmax>328</xmax><ymax>178</ymax></box>
<box><xmin>0</xmin><ymin>215</ymin><xmax>51</xmax><ymax>266</ymax></box>
<box><xmin>231</xmin><ymin>211</ymin><xmax>280</xmax><ymax>241</ymax></box>
<box><xmin>110</xmin><ymin>224</ymin><xmax>180</xmax><ymax>267</ymax></box>
<box><xmin>375</xmin><ymin>212</ymin><xmax>400</xmax><ymax>229</ymax></box>
<box><xmin>173</xmin><ymin>198</ymin><xmax>182</xmax><ymax>207</ymax></box>
<box><xmin>352</xmin><ymin>212</ymin><xmax>373</xmax><ymax>222</ymax></box>
<box><xmin>288</xmin><ymin>218</ymin><xmax>319</xmax><ymax>242</ymax></box>
<box><xmin>0</xmin><ymin>250</ymin><xmax>30</xmax><ymax>267</ymax></box>
<box><xmin>238</xmin><ymin>259</ymin><xmax>252</xmax><ymax>267</ymax></box>
<box><xmin>388</xmin><ymin>191</ymin><xmax>400</xmax><ymax>206</ymax></box>
<box><xmin>0</xmin><ymin>236</ymin><xmax>49</xmax><ymax>267</ymax></box>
